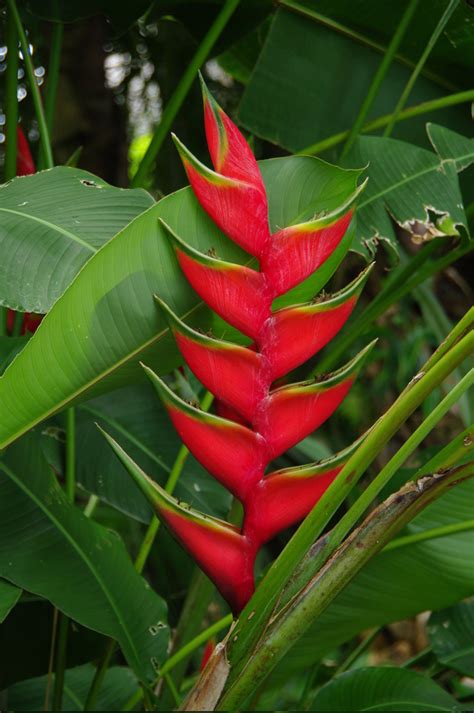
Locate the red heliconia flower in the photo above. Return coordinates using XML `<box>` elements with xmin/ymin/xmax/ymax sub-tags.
<box><xmin>104</xmin><ymin>78</ymin><xmax>374</xmax><ymax>615</ymax></box>
<box><xmin>16</xmin><ymin>125</ymin><xmax>36</xmax><ymax>176</ymax></box>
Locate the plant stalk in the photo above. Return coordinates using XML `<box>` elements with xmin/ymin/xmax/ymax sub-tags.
<box><xmin>4</xmin><ymin>6</ymin><xmax>19</xmax><ymax>182</ymax></box>
<box><xmin>130</xmin><ymin>0</ymin><xmax>240</xmax><ymax>188</ymax></box>
<box><xmin>6</xmin><ymin>0</ymin><xmax>54</xmax><ymax>169</ymax></box>
<box><xmin>224</xmin><ymin>324</ymin><xmax>473</xmax><ymax>682</ymax></box>
<box><xmin>217</xmin><ymin>462</ymin><xmax>474</xmax><ymax>709</ymax></box>
<box><xmin>38</xmin><ymin>22</ymin><xmax>63</xmax><ymax>170</ymax></box>
<box><xmin>383</xmin><ymin>0</ymin><xmax>460</xmax><ymax>137</ymax></box>
<box><xmin>52</xmin><ymin>407</ymin><xmax>76</xmax><ymax>710</ymax></box>
<box><xmin>1</xmin><ymin>6</ymin><xmax>19</xmax><ymax>336</ymax></box>
<box><xmin>299</xmin><ymin>90</ymin><xmax>474</xmax><ymax>156</ymax></box>
<box><xmin>384</xmin><ymin>519</ymin><xmax>474</xmax><ymax>552</ymax></box>
<box><xmin>340</xmin><ymin>0</ymin><xmax>419</xmax><ymax>158</ymax></box>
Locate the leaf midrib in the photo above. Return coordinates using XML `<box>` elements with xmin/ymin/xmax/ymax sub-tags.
<box><xmin>359</xmin><ymin>150</ymin><xmax>474</xmax><ymax>210</ymax></box>
<box><xmin>0</xmin><ymin>461</ymin><xmax>142</xmax><ymax>672</ymax></box>
<box><xmin>0</xmin><ymin>207</ymin><xmax>96</xmax><ymax>253</ymax></box>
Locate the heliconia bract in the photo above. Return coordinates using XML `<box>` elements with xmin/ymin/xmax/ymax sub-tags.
<box><xmin>103</xmin><ymin>77</ymin><xmax>374</xmax><ymax>615</ymax></box>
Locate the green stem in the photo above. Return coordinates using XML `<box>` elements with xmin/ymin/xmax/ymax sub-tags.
<box><xmin>52</xmin><ymin>407</ymin><xmax>76</xmax><ymax>710</ymax></box>
<box><xmin>314</xmin><ymin>240</ymin><xmax>471</xmax><ymax>376</ymax></box>
<box><xmin>384</xmin><ymin>519</ymin><xmax>474</xmax><ymax>552</ymax></box>
<box><xmin>161</xmin><ymin>614</ymin><xmax>232</xmax><ymax>677</ymax></box>
<box><xmin>44</xmin><ymin>23</ymin><xmax>63</xmax><ymax>134</ymax></box>
<box><xmin>299</xmin><ymin>90</ymin><xmax>474</xmax><ymax>156</ymax></box>
<box><xmin>413</xmin><ymin>426</ymin><xmax>474</xmax><ymax>478</ymax></box>
<box><xmin>278</xmin><ymin>0</ymin><xmax>454</xmax><ymax>90</ymax></box>
<box><xmin>340</xmin><ymin>0</ymin><xmax>419</xmax><ymax>158</ymax></box>
<box><xmin>225</xmin><ymin>324</ymin><xmax>473</xmax><ymax>680</ymax></box>
<box><xmin>6</xmin><ymin>0</ymin><xmax>54</xmax><ymax>169</ymax></box>
<box><xmin>83</xmin><ymin>493</ymin><xmax>99</xmax><ymax>518</ymax></box>
<box><xmin>281</xmin><ymin>364</ymin><xmax>473</xmax><ymax>608</ymax></box>
<box><xmin>383</xmin><ymin>0</ymin><xmax>460</xmax><ymax>137</ymax></box>
<box><xmin>38</xmin><ymin>22</ymin><xmax>63</xmax><ymax>170</ymax></box>
<box><xmin>11</xmin><ymin>311</ymin><xmax>24</xmax><ymax>337</ymax></box>
<box><xmin>402</xmin><ymin>646</ymin><xmax>432</xmax><ymax>668</ymax></box>
<box><xmin>219</xmin><ymin>462</ymin><xmax>474</xmax><ymax>709</ymax></box>
<box><xmin>65</xmin><ymin>408</ymin><xmax>76</xmax><ymax>502</ymax></box>
<box><xmin>122</xmin><ymin>614</ymin><xmax>233</xmax><ymax>710</ymax></box>
<box><xmin>83</xmin><ymin>640</ymin><xmax>115</xmax><ymax>711</ymax></box>
<box><xmin>130</xmin><ymin>0</ymin><xmax>240</xmax><ymax>188</ymax></box>
<box><xmin>85</xmin><ymin>392</ymin><xmax>213</xmax><ymax>709</ymax></box>
<box><xmin>4</xmin><ymin>6</ymin><xmax>19</xmax><ymax>182</ymax></box>
<box><xmin>52</xmin><ymin>614</ymin><xmax>69</xmax><ymax>711</ymax></box>
<box><xmin>1</xmin><ymin>5</ymin><xmax>18</xmax><ymax>336</ymax></box>
<box><xmin>335</xmin><ymin>627</ymin><xmax>382</xmax><ymax>675</ymax></box>
<box><xmin>156</xmin><ymin>569</ymin><xmax>215</xmax><ymax>708</ymax></box>
<box><xmin>321</xmin><ymin>368</ymin><xmax>473</xmax><ymax>561</ymax></box>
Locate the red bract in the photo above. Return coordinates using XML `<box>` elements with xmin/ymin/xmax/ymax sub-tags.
<box><xmin>104</xmin><ymin>79</ymin><xmax>374</xmax><ymax>615</ymax></box>
<box><xmin>16</xmin><ymin>125</ymin><xmax>36</xmax><ymax>176</ymax></box>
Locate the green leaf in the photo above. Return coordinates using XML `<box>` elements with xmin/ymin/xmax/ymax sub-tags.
<box><xmin>237</xmin><ymin>5</ymin><xmax>474</xmax><ymax>153</ymax></box>
<box><xmin>310</xmin><ymin>667</ymin><xmax>460</xmax><ymax>712</ymax></box>
<box><xmin>74</xmin><ymin>383</ymin><xmax>231</xmax><ymax>522</ymax></box>
<box><xmin>428</xmin><ymin>598</ymin><xmax>474</xmax><ymax>676</ymax></box>
<box><xmin>0</xmin><ymin>579</ymin><xmax>21</xmax><ymax>623</ymax></box>
<box><xmin>0</xmin><ymin>434</ymin><xmax>169</xmax><ymax>684</ymax></box>
<box><xmin>345</xmin><ymin>125</ymin><xmax>474</xmax><ymax>258</ymax></box>
<box><xmin>280</xmin><ymin>477</ymin><xmax>474</xmax><ymax>672</ymax></box>
<box><xmin>0</xmin><ymin>167</ymin><xmax>153</xmax><ymax>313</ymax></box>
<box><xmin>0</xmin><ymin>156</ymin><xmax>361</xmax><ymax>450</ymax></box>
<box><xmin>7</xmin><ymin>664</ymin><xmax>138</xmax><ymax>711</ymax></box>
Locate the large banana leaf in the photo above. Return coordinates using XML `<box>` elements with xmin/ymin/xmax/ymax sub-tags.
<box><xmin>237</xmin><ymin>5</ymin><xmax>474</xmax><ymax>153</ymax></box>
<box><xmin>0</xmin><ymin>156</ymin><xmax>361</xmax><ymax>450</ymax></box>
<box><xmin>0</xmin><ymin>167</ymin><xmax>153</xmax><ymax>313</ymax></box>
<box><xmin>0</xmin><ymin>435</ymin><xmax>169</xmax><ymax>684</ymax></box>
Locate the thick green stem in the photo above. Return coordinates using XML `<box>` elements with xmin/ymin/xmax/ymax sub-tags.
<box><xmin>335</xmin><ymin>627</ymin><xmax>382</xmax><ymax>675</ymax></box>
<box><xmin>384</xmin><ymin>519</ymin><xmax>474</xmax><ymax>552</ymax></box>
<box><xmin>218</xmin><ymin>462</ymin><xmax>474</xmax><ymax>709</ymax></box>
<box><xmin>52</xmin><ymin>407</ymin><xmax>76</xmax><ymax>710</ymax></box>
<box><xmin>130</xmin><ymin>0</ymin><xmax>240</xmax><ymax>188</ymax></box>
<box><xmin>38</xmin><ymin>22</ymin><xmax>63</xmax><ymax>170</ymax></box>
<box><xmin>4</xmin><ymin>7</ymin><xmax>19</xmax><ymax>182</ymax></box>
<box><xmin>6</xmin><ymin>0</ymin><xmax>54</xmax><ymax>169</ymax></box>
<box><xmin>1</xmin><ymin>6</ymin><xmax>19</xmax><ymax>336</ymax></box>
<box><xmin>340</xmin><ymin>0</ymin><xmax>419</xmax><ymax>158</ymax></box>
<box><xmin>224</xmin><ymin>324</ymin><xmax>473</xmax><ymax>683</ymax></box>
<box><xmin>299</xmin><ymin>90</ymin><xmax>474</xmax><ymax>156</ymax></box>
<box><xmin>308</xmin><ymin>368</ymin><xmax>473</xmax><ymax>570</ymax></box>
<box><xmin>383</xmin><ymin>0</ymin><xmax>460</xmax><ymax>137</ymax></box>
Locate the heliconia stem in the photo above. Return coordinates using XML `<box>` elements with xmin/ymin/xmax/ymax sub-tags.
<box><xmin>103</xmin><ymin>79</ymin><xmax>372</xmax><ymax>615</ymax></box>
